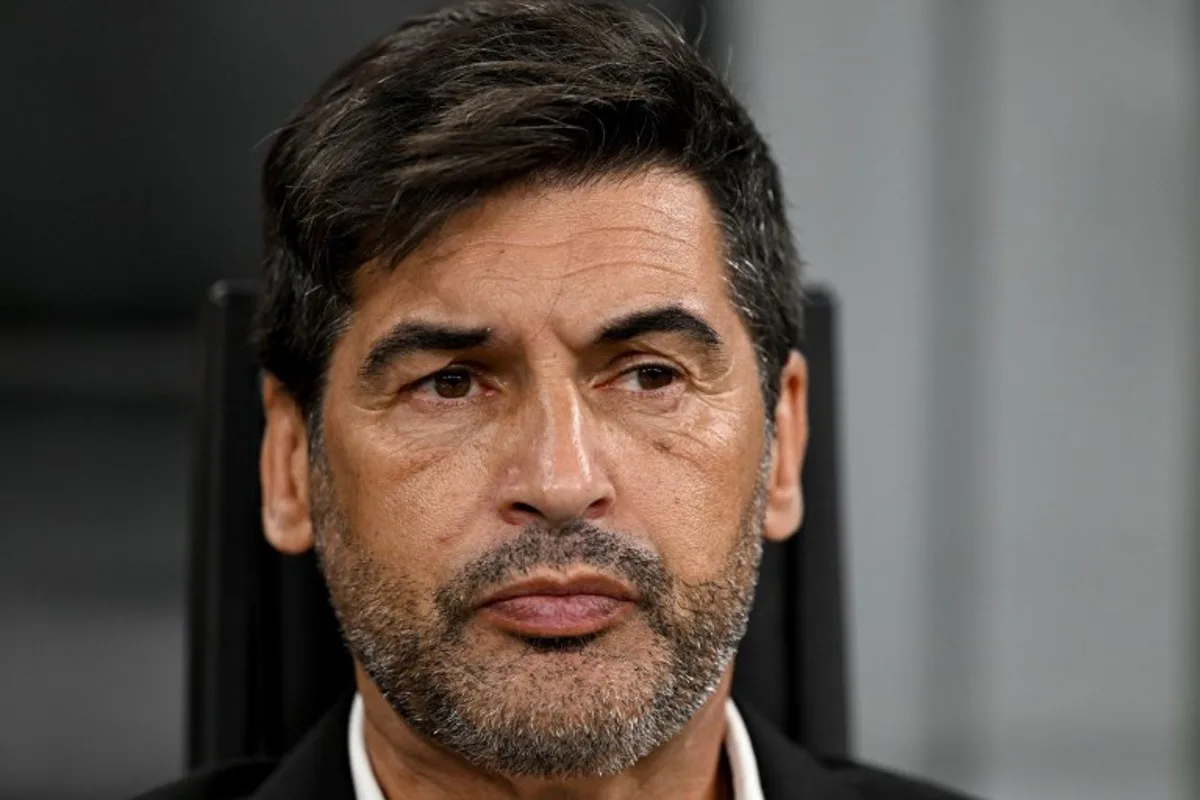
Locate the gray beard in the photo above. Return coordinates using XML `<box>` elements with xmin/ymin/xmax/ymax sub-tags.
<box><xmin>311</xmin><ymin>459</ymin><xmax>767</xmax><ymax>779</ymax></box>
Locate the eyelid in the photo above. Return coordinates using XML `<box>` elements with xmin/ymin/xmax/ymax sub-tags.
<box><xmin>610</xmin><ymin>353</ymin><xmax>687</xmax><ymax>378</ymax></box>
<box><xmin>405</xmin><ymin>363</ymin><xmax>488</xmax><ymax>402</ymax></box>
<box><xmin>402</xmin><ymin>357</ymin><xmax>686</xmax><ymax>395</ymax></box>
<box><xmin>405</xmin><ymin>362</ymin><xmax>477</xmax><ymax>385</ymax></box>
<box><xmin>617</xmin><ymin>360</ymin><xmax>681</xmax><ymax>376</ymax></box>
<box><xmin>607</xmin><ymin>361</ymin><xmax>686</xmax><ymax>397</ymax></box>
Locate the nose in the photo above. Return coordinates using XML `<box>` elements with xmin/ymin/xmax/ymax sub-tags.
<box><xmin>497</xmin><ymin>381</ymin><xmax>615</xmax><ymax>528</ymax></box>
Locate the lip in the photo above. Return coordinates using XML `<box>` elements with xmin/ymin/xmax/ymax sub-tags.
<box><xmin>476</xmin><ymin>573</ymin><xmax>638</xmax><ymax>639</ymax></box>
<box><xmin>478</xmin><ymin>573</ymin><xmax>638</xmax><ymax>607</ymax></box>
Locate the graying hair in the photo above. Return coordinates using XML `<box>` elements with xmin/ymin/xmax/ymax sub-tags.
<box><xmin>255</xmin><ymin>0</ymin><xmax>803</xmax><ymax>424</ymax></box>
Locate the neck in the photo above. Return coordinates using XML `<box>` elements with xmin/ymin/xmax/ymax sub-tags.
<box><xmin>356</xmin><ymin>666</ymin><xmax>735</xmax><ymax>800</ymax></box>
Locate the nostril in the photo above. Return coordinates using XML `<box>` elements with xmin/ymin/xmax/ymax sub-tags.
<box><xmin>582</xmin><ymin>497</ymin><xmax>611</xmax><ymax>520</ymax></box>
<box><xmin>511</xmin><ymin>501</ymin><xmax>540</xmax><ymax>517</ymax></box>
<box><xmin>499</xmin><ymin>489</ymin><xmax>615</xmax><ymax>528</ymax></box>
<box><xmin>499</xmin><ymin>501</ymin><xmax>543</xmax><ymax>526</ymax></box>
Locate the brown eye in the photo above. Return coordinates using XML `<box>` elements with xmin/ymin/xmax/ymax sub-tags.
<box><xmin>633</xmin><ymin>365</ymin><xmax>677</xmax><ymax>391</ymax></box>
<box><xmin>431</xmin><ymin>368</ymin><xmax>474</xmax><ymax>399</ymax></box>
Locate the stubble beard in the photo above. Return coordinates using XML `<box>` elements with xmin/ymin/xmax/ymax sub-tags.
<box><xmin>310</xmin><ymin>455</ymin><xmax>768</xmax><ymax>779</ymax></box>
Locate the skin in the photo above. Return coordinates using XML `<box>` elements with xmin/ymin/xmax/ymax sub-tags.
<box><xmin>259</xmin><ymin>169</ymin><xmax>809</xmax><ymax>800</ymax></box>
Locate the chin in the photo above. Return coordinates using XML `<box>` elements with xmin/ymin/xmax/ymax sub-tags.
<box><xmin>462</xmin><ymin>626</ymin><xmax>667</xmax><ymax>713</ymax></box>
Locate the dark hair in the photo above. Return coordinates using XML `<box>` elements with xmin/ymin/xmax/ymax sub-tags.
<box><xmin>257</xmin><ymin>0</ymin><xmax>801</xmax><ymax>421</ymax></box>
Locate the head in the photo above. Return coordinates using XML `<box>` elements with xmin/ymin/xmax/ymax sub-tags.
<box><xmin>257</xmin><ymin>0</ymin><xmax>808</xmax><ymax>781</ymax></box>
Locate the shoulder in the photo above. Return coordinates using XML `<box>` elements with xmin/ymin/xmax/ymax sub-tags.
<box><xmin>733</xmin><ymin>699</ymin><xmax>981</xmax><ymax>800</ymax></box>
<box><xmin>133</xmin><ymin>693</ymin><xmax>355</xmax><ymax>800</ymax></box>
<box><xmin>817</xmin><ymin>757</ymin><xmax>979</xmax><ymax>800</ymax></box>
<box><xmin>130</xmin><ymin>759</ymin><xmax>277</xmax><ymax>800</ymax></box>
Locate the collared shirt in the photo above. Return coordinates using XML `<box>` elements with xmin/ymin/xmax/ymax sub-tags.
<box><xmin>348</xmin><ymin>693</ymin><xmax>765</xmax><ymax>800</ymax></box>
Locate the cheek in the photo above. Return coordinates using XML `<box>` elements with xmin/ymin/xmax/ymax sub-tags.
<box><xmin>328</xmin><ymin>413</ymin><xmax>498</xmax><ymax>590</ymax></box>
<box><xmin>610</xmin><ymin>394</ymin><xmax>764</xmax><ymax>583</ymax></box>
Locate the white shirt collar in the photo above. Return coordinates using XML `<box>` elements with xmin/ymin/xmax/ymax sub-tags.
<box><xmin>348</xmin><ymin>692</ymin><xmax>765</xmax><ymax>800</ymax></box>
<box><xmin>347</xmin><ymin>693</ymin><xmax>385</xmax><ymax>800</ymax></box>
<box><xmin>723</xmin><ymin>697</ymin><xmax>766</xmax><ymax>800</ymax></box>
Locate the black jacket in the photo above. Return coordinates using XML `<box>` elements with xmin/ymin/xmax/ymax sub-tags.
<box><xmin>135</xmin><ymin>695</ymin><xmax>976</xmax><ymax>799</ymax></box>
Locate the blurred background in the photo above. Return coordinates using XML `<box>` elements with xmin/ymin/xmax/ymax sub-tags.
<box><xmin>0</xmin><ymin>1</ymin><xmax>1195</xmax><ymax>798</ymax></box>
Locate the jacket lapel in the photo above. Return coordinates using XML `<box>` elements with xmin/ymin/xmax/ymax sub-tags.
<box><xmin>736</xmin><ymin>701</ymin><xmax>865</xmax><ymax>800</ymax></box>
<box><xmin>253</xmin><ymin>693</ymin><xmax>356</xmax><ymax>800</ymax></box>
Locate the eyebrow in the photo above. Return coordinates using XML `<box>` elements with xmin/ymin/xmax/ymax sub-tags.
<box><xmin>356</xmin><ymin>305</ymin><xmax>725</xmax><ymax>387</ymax></box>
<box><xmin>597</xmin><ymin>305</ymin><xmax>724</xmax><ymax>351</ymax></box>
<box><xmin>358</xmin><ymin>322</ymin><xmax>491</xmax><ymax>385</ymax></box>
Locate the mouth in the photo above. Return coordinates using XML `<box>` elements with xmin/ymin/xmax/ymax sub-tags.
<box><xmin>476</xmin><ymin>573</ymin><xmax>638</xmax><ymax>639</ymax></box>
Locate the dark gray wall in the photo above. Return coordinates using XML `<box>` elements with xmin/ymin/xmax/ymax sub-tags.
<box><xmin>0</xmin><ymin>0</ymin><xmax>711</xmax><ymax>326</ymax></box>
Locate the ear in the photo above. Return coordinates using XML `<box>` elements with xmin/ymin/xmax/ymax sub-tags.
<box><xmin>260</xmin><ymin>374</ymin><xmax>315</xmax><ymax>554</ymax></box>
<box><xmin>763</xmin><ymin>351</ymin><xmax>809</xmax><ymax>543</ymax></box>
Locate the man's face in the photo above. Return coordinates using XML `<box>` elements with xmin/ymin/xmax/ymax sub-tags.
<box><xmin>272</xmin><ymin>170</ymin><xmax>798</xmax><ymax>777</ymax></box>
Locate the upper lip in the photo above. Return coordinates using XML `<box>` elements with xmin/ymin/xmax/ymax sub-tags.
<box><xmin>478</xmin><ymin>572</ymin><xmax>638</xmax><ymax>607</ymax></box>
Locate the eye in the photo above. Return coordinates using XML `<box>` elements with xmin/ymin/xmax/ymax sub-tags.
<box><xmin>614</xmin><ymin>363</ymin><xmax>682</xmax><ymax>393</ymax></box>
<box><xmin>414</xmin><ymin>366</ymin><xmax>479</xmax><ymax>400</ymax></box>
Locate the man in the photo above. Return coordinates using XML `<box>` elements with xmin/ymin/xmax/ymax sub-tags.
<box><xmin>140</xmin><ymin>1</ymin><xmax>978</xmax><ymax>798</ymax></box>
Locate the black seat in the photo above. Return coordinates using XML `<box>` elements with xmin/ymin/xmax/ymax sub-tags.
<box><xmin>186</xmin><ymin>280</ymin><xmax>850</xmax><ymax>770</ymax></box>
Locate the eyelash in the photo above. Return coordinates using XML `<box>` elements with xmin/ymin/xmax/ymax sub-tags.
<box><xmin>407</xmin><ymin>365</ymin><xmax>489</xmax><ymax>406</ymax></box>
<box><xmin>403</xmin><ymin>359</ymin><xmax>686</xmax><ymax>407</ymax></box>
<box><xmin>611</xmin><ymin>361</ymin><xmax>684</xmax><ymax>396</ymax></box>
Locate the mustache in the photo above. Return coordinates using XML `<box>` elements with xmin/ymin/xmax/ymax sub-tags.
<box><xmin>434</xmin><ymin>520</ymin><xmax>670</xmax><ymax>628</ymax></box>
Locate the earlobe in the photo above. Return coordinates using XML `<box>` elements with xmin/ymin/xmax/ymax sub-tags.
<box><xmin>260</xmin><ymin>374</ymin><xmax>315</xmax><ymax>555</ymax></box>
<box><xmin>763</xmin><ymin>351</ymin><xmax>809</xmax><ymax>543</ymax></box>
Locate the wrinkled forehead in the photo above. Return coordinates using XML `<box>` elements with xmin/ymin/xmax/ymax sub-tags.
<box><xmin>345</xmin><ymin>171</ymin><xmax>737</xmax><ymax>341</ymax></box>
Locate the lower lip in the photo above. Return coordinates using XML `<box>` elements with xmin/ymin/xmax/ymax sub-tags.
<box><xmin>479</xmin><ymin>594</ymin><xmax>634</xmax><ymax>638</ymax></box>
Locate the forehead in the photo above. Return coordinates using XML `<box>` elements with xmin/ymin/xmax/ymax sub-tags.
<box><xmin>349</xmin><ymin>170</ymin><xmax>734</xmax><ymax>334</ymax></box>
